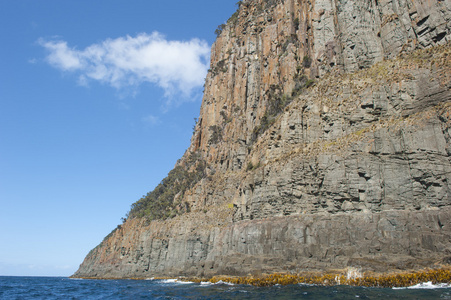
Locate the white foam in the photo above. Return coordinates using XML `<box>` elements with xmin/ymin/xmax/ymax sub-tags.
<box><xmin>156</xmin><ymin>278</ymin><xmax>193</xmax><ymax>284</ymax></box>
<box><xmin>174</xmin><ymin>280</ymin><xmax>194</xmax><ymax>284</ymax></box>
<box><xmin>217</xmin><ymin>280</ymin><xmax>235</xmax><ymax>286</ymax></box>
<box><xmin>298</xmin><ymin>283</ymin><xmax>316</xmax><ymax>287</ymax></box>
<box><xmin>408</xmin><ymin>281</ymin><xmax>451</xmax><ymax>289</ymax></box>
<box><xmin>200</xmin><ymin>280</ymin><xmax>235</xmax><ymax>286</ymax></box>
<box><xmin>393</xmin><ymin>281</ymin><xmax>451</xmax><ymax>290</ymax></box>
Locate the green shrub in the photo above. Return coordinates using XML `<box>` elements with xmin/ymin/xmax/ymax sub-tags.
<box><xmin>215</xmin><ymin>24</ymin><xmax>226</xmax><ymax>37</ymax></box>
<box><xmin>281</xmin><ymin>34</ymin><xmax>298</xmax><ymax>53</ymax></box>
<box><xmin>250</xmin><ymin>112</ymin><xmax>276</xmax><ymax>144</ymax></box>
<box><xmin>208</xmin><ymin>125</ymin><xmax>223</xmax><ymax>144</ymax></box>
<box><xmin>211</xmin><ymin>59</ymin><xmax>228</xmax><ymax>75</ymax></box>
<box><xmin>303</xmin><ymin>55</ymin><xmax>312</xmax><ymax>68</ymax></box>
<box><xmin>192</xmin><ymin>118</ymin><xmax>198</xmax><ymax>134</ymax></box>
<box><xmin>292</xmin><ymin>74</ymin><xmax>315</xmax><ymax>97</ymax></box>
<box><xmin>228</xmin><ymin>11</ymin><xmax>239</xmax><ymax>26</ymax></box>
<box><xmin>127</xmin><ymin>152</ymin><xmax>206</xmax><ymax>221</ymax></box>
<box><xmin>294</xmin><ymin>17</ymin><xmax>300</xmax><ymax>30</ymax></box>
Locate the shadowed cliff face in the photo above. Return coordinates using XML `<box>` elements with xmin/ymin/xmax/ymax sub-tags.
<box><xmin>73</xmin><ymin>0</ymin><xmax>451</xmax><ymax>279</ymax></box>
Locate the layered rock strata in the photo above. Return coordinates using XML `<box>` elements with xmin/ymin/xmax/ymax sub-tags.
<box><xmin>73</xmin><ymin>0</ymin><xmax>451</xmax><ymax>279</ymax></box>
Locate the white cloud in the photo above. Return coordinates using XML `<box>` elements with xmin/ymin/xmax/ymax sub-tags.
<box><xmin>39</xmin><ymin>32</ymin><xmax>210</xmax><ymax>100</ymax></box>
<box><xmin>39</xmin><ymin>39</ymin><xmax>83</xmax><ymax>70</ymax></box>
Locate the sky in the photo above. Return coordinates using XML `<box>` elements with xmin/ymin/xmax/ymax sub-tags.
<box><xmin>0</xmin><ymin>0</ymin><xmax>238</xmax><ymax>277</ymax></box>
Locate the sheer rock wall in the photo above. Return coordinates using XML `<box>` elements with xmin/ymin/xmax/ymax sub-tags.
<box><xmin>73</xmin><ymin>0</ymin><xmax>451</xmax><ymax>279</ymax></box>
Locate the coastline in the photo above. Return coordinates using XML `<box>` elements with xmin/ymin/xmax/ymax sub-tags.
<box><xmin>72</xmin><ymin>267</ymin><xmax>451</xmax><ymax>288</ymax></box>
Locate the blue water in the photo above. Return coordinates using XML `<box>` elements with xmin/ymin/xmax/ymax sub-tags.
<box><xmin>0</xmin><ymin>276</ymin><xmax>450</xmax><ymax>299</ymax></box>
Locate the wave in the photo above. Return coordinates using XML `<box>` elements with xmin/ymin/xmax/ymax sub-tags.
<box><xmin>200</xmin><ymin>280</ymin><xmax>235</xmax><ymax>286</ymax></box>
<box><xmin>298</xmin><ymin>283</ymin><xmax>317</xmax><ymax>287</ymax></box>
<box><xmin>157</xmin><ymin>279</ymin><xmax>194</xmax><ymax>284</ymax></box>
<box><xmin>393</xmin><ymin>281</ymin><xmax>451</xmax><ymax>290</ymax></box>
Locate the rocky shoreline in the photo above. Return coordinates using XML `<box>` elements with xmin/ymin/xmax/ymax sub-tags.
<box><xmin>187</xmin><ymin>268</ymin><xmax>451</xmax><ymax>287</ymax></box>
<box><xmin>73</xmin><ymin>268</ymin><xmax>451</xmax><ymax>288</ymax></box>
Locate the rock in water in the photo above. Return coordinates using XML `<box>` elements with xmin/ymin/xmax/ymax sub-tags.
<box><xmin>72</xmin><ymin>0</ymin><xmax>451</xmax><ymax>279</ymax></box>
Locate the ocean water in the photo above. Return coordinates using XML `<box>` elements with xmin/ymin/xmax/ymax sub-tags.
<box><xmin>0</xmin><ymin>276</ymin><xmax>450</xmax><ymax>299</ymax></box>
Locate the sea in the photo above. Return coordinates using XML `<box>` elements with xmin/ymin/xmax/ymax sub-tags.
<box><xmin>0</xmin><ymin>276</ymin><xmax>450</xmax><ymax>299</ymax></box>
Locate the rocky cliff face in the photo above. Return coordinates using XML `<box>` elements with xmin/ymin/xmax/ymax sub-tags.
<box><xmin>73</xmin><ymin>0</ymin><xmax>451</xmax><ymax>279</ymax></box>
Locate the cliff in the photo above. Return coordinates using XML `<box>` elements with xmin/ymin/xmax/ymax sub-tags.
<box><xmin>73</xmin><ymin>0</ymin><xmax>451</xmax><ymax>279</ymax></box>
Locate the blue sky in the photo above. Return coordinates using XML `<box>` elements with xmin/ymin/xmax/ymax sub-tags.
<box><xmin>0</xmin><ymin>0</ymin><xmax>237</xmax><ymax>277</ymax></box>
